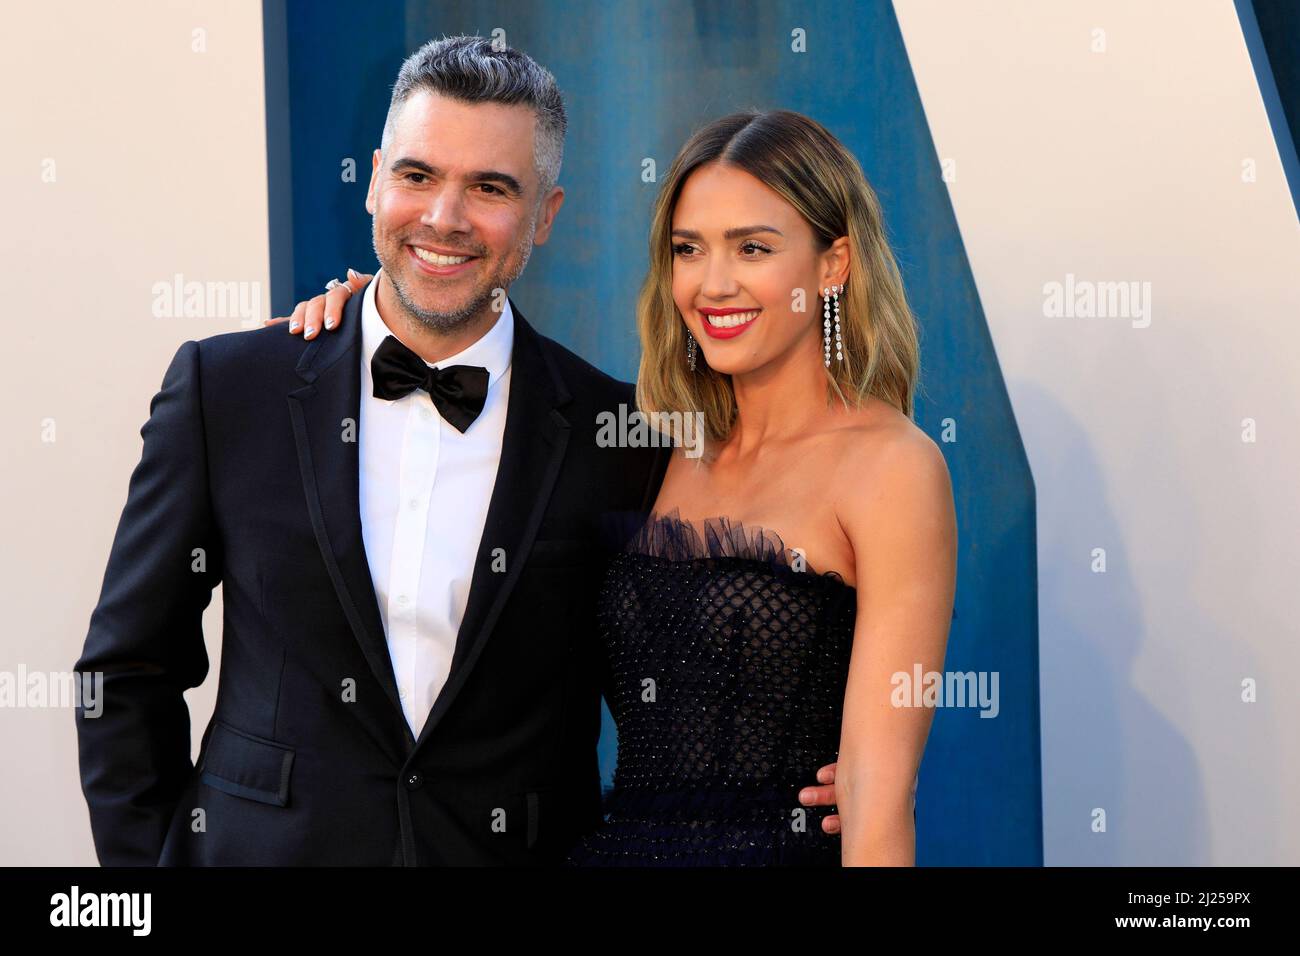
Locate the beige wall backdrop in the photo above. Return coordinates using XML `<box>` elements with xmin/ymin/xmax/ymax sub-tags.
<box><xmin>895</xmin><ymin>0</ymin><xmax>1300</xmax><ymax>864</ymax></box>
<box><xmin>0</xmin><ymin>1</ymin><xmax>268</xmax><ymax>864</ymax></box>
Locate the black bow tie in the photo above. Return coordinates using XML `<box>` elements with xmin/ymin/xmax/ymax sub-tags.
<box><xmin>370</xmin><ymin>335</ymin><xmax>489</xmax><ymax>433</ymax></box>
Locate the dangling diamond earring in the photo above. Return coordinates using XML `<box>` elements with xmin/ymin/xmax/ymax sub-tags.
<box><xmin>686</xmin><ymin>328</ymin><xmax>698</xmax><ymax>371</ymax></box>
<box><xmin>823</xmin><ymin>288</ymin><xmax>832</xmax><ymax>367</ymax></box>
<box><xmin>823</xmin><ymin>286</ymin><xmax>844</xmax><ymax>367</ymax></box>
<box><xmin>833</xmin><ymin>284</ymin><xmax>844</xmax><ymax>364</ymax></box>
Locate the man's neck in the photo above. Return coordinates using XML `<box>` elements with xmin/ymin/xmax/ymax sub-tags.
<box><xmin>374</xmin><ymin>271</ymin><xmax>503</xmax><ymax>365</ymax></box>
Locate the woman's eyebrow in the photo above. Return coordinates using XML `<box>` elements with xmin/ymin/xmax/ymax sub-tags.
<box><xmin>670</xmin><ymin>225</ymin><xmax>784</xmax><ymax>240</ymax></box>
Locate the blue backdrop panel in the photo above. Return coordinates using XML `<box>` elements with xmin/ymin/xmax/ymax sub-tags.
<box><xmin>264</xmin><ymin>0</ymin><xmax>1042</xmax><ymax>865</ymax></box>
<box><xmin>1236</xmin><ymin>0</ymin><xmax>1300</xmax><ymax>220</ymax></box>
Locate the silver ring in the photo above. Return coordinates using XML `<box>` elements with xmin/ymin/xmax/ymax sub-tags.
<box><xmin>324</xmin><ymin>278</ymin><xmax>352</xmax><ymax>295</ymax></box>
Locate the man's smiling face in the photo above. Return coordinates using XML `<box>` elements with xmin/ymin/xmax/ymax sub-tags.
<box><xmin>366</xmin><ymin>89</ymin><xmax>562</xmax><ymax>332</ymax></box>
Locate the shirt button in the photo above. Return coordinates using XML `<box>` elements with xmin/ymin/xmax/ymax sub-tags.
<box><xmin>397</xmin><ymin>594</ymin><xmax>409</xmax><ymax>606</ymax></box>
<box><xmin>408</xmin><ymin>498</ymin><xmax>419</xmax><ymax>510</ymax></box>
<box><xmin>398</xmin><ymin>687</ymin><xmax>406</xmax><ymax>699</ymax></box>
<box><xmin>421</xmin><ymin>407</ymin><xmax>432</xmax><ymax>420</ymax></box>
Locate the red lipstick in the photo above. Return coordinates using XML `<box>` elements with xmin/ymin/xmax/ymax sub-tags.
<box><xmin>698</xmin><ymin>307</ymin><xmax>761</xmax><ymax>340</ymax></box>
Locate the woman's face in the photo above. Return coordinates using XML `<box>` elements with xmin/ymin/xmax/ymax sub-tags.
<box><xmin>670</xmin><ymin>162</ymin><xmax>844</xmax><ymax>378</ymax></box>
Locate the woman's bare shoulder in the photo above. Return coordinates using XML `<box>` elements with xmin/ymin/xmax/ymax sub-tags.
<box><xmin>830</xmin><ymin>398</ymin><xmax>950</xmax><ymax>508</ymax></box>
<box><xmin>834</xmin><ymin>396</ymin><xmax>930</xmax><ymax>453</ymax></box>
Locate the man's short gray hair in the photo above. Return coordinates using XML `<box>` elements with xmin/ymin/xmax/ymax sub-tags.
<box><xmin>381</xmin><ymin>35</ymin><xmax>566</xmax><ymax>196</ymax></box>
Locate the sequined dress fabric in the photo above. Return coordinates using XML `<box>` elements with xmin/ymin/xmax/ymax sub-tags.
<box><xmin>565</xmin><ymin>509</ymin><xmax>857</xmax><ymax>866</ymax></box>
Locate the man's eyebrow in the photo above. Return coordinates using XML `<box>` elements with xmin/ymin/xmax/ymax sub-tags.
<box><xmin>670</xmin><ymin>225</ymin><xmax>784</xmax><ymax>240</ymax></box>
<box><xmin>389</xmin><ymin>157</ymin><xmax>524</xmax><ymax>196</ymax></box>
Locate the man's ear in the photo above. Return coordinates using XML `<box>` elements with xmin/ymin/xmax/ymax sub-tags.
<box><xmin>365</xmin><ymin>149</ymin><xmax>382</xmax><ymax>215</ymax></box>
<box><xmin>530</xmin><ymin>185</ymin><xmax>565</xmax><ymax>246</ymax></box>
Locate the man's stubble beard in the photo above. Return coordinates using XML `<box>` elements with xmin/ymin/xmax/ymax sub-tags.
<box><xmin>373</xmin><ymin>206</ymin><xmax>538</xmax><ymax>335</ymax></box>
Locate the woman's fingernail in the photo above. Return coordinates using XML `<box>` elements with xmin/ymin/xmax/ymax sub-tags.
<box><xmin>289</xmin><ymin>321</ymin><xmax>300</xmax><ymax>333</ymax></box>
<box><xmin>304</xmin><ymin>326</ymin><xmax>316</xmax><ymax>339</ymax></box>
<box><xmin>324</xmin><ymin>317</ymin><xmax>335</xmax><ymax>330</ymax></box>
<box><xmin>347</xmin><ymin>268</ymin><xmax>359</xmax><ymax>279</ymax></box>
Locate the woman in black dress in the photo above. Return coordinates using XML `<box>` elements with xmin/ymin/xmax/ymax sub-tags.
<box><xmin>562</xmin><ymin>110</ymin><xmax>955</xmax><ymax>865</ymax></box>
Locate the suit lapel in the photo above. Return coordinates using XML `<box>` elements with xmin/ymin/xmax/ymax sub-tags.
<box><xmin>412</xmin><ymin>300</ymin><xmax>571</xmax><ymax>754</ymax></box>
<box><xmin>286</xmin><ymin>288</ymin><xmax>411</xmax><ymax>759</ymax></box>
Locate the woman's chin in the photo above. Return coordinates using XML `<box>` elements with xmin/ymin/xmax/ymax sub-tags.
<box><xmin>698</xmin><ymin>355</ymin><xmax>757</xmax><ymax>377</ymax></box>
<box><xmin>698</xmin><ymin>332</ymin><xmax>773</xmax><ymax>371</ymax></box>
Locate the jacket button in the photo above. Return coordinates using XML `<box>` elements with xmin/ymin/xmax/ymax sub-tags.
<box><xmin>404</xmin><ymin>771</ymin><xmax>423</xmax><ymax>790</ymax></box>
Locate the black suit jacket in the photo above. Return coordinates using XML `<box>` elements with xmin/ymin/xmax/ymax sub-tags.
<box><xmin>75</xmin><ymin>289</ymin><xmax>669</xmax><ymax>865</ymax></box>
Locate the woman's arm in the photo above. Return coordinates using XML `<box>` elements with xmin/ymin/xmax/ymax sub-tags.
<box><xmin>835</xmin><ymin>429</ymin><xmax>956</xmax><ymax>865</ymax></box>
<box><xmin>264</xmin><ymin>268</ymin><xmax>373</xmax><ymax>338</ymax></box>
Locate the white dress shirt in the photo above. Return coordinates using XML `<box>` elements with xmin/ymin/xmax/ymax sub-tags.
<box><xmin>358</xmin><ymin>271</ymin><xmax>514</xmax><ymax>739</ymax></box>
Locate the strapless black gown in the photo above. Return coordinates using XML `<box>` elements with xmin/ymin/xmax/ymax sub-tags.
<box><xmin>566</xmin><ymin>509</ymin><xmax>857</xmax><ymax>866</ymax></box>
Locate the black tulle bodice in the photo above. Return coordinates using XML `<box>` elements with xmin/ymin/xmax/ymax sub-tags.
<box><xmin>566</xmin><ymin>509</ymin><xmax>857</xmax><ymax>866</ymax></box>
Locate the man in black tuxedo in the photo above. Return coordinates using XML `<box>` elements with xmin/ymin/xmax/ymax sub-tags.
<box><xmin>75</xmin><ymin>35</ymin><xmax>835</xmax><ymax>866</ymax></box>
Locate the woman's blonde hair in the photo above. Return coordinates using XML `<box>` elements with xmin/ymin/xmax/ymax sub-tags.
<box><xmin>635</xmin><ymin>109</ymin><xmax>920</xmax><ymax>444</ymax></box>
